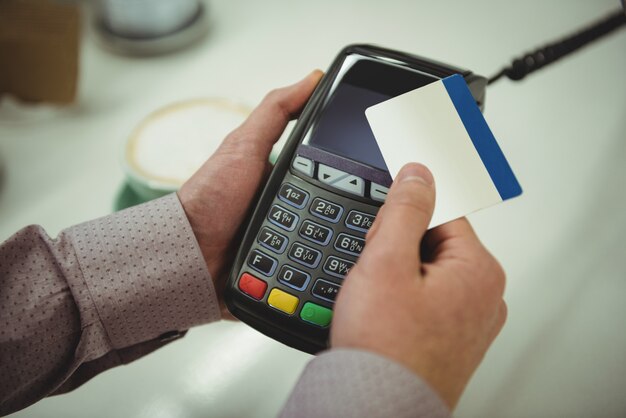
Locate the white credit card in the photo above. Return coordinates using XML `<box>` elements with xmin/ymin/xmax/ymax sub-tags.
<box><xmin>365</xmin><ymin>74</ymin><xmax>522</xmax><ymax>228</ymax></box>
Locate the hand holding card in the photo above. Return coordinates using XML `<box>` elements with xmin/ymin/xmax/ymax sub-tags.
<box><xmin>365</xmin><ymin>74</ymin><xmax>522</xmax><ymax>228</ymax></box>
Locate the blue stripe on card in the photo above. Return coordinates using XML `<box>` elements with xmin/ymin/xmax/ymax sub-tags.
<box><xmin>442</xmin><ymin>74</ymin><xmax>522</xmax><ymax>200</ymax></box>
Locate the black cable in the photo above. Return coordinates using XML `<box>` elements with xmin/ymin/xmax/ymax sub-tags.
<box><xmin>488</xmin><ymin>8</ymin><xmax>626</xmax><ymax>84</ymax></box>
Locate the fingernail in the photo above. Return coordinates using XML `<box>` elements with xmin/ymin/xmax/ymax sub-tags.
<box><xmin>397</xmin><ymin>163</ymin><xmax>434</xmax><ymax>186</ymax></box>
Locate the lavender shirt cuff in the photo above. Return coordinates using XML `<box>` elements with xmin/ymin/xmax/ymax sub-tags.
<box><xmin>66</xmin><ymin>193</ymin><xmax>221</xmax><ymax>350</ymax></box>
<box><xmin>282</xmin><ymin>348</ymin><xmax>451</xmax><ymax>418</ymax></box>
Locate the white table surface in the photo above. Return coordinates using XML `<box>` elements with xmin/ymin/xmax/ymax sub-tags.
<box><xmin>2</xmin><ymin>1</ymin><xmax>625</xmax><ymax>417</ymax></box>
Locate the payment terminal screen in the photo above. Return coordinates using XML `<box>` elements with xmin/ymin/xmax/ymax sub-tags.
<box><xmin>306</xmin><ymin>57</ymin><xmax>438</xmax><ymax>171</ymax></box>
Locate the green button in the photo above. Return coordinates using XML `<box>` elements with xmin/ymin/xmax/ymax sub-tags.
<box><xmin>300</xmin><ymin>302</ymin><xmax>333</xmax><ymax>327</ymax></box>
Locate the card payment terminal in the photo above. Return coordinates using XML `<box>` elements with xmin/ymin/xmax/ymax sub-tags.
<box><xmin>225</xmin><ymin>44</ymin><xmax>488</xmax><ymax>354</ymax></box>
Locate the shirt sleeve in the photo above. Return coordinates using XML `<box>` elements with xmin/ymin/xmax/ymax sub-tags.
<box><xmin>0</xmin><ymin>193</ymin><xmax>221</xmax><ymax>416</ymax></box>
<box><xmin>280</xmin><ymin>349</ymin><xmax>451</xmax><ymax>418</ymax></box>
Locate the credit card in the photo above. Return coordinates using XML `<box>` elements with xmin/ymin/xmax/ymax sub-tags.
<box><xmin>365</xmin><ymin>74</ymin><xmax>522</xmax><ymax>228</ymax></box>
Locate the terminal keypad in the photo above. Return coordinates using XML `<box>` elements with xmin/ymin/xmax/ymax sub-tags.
<box><xmin>237</xmin><ymin>170</ymin><xmax>378</xmax><ymax>331</ymax></box>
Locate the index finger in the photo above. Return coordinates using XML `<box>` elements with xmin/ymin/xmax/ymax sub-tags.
<box><xmin>423</xmin><ymin>217</ymin><xmax>483</xmax><ymax>260</ymax></box>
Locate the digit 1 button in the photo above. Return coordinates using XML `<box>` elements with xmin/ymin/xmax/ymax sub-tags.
<box><xmin>309</xmin><ymin>198</ymin><xmax>343</xmax><ymax>223</ymax></box>
<box><xmin>277</xmin><ymin>265</ymin><xmax>310</xmax><ymax>291</ymax></box>
<box><xmin>278</xmin><ymin>183</ymin><xmax>309</xmax><ymax>209</ymax></box>
<box><xmin>345</xmin><ymin>210</ymin><xmax>375</xmax><ymax>233</ymax></box>
<box><xmin>334</xmin><ymin>233</ymin><xmax>365</xmax><ymax>257</ymax></box>
<box><xmin>238</xmin><ymin>273</ymin><xmax>267</xmax><ymax>300</ymax></box>
<box><xmin>300</xmin><ymin>302</ymin><xmax>333</xmax><ymax>327</ymax></box>
<box><xmin>268</xmin><ymin>205</ymin><xmax>299</xmax><ymax>231</ymax></box>
<box><xmin>311</xmin><ymin>279</ymin><xmax>341</xmax><ymax>303</ymax></box>
<box><xmin>267</xmin><ymin>288</ymin><xmax>299</xmax><ymax>315</ymax></box>
<box><xmin>247</xmin><ymin>249</ymin><xmax>277</xmax><ymax>276</ymax></box>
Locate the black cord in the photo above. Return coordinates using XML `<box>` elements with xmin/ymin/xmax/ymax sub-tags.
<box><xmin>488</xmin><ymin>9</ymin><xmax>626</xmax><ymax>84</ymax></box>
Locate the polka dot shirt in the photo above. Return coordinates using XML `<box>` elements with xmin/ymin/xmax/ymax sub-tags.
<box><xmin>0</xmin><ymin>193</ymin><xmax>449</xmax><ymax>418</ymax></box>
<box><xmin>0</xmin><ymin>194</ymin><xmax>220</xmax><ymax>415</ymax></box>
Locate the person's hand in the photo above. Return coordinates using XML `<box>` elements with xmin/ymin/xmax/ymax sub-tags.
<box><xmin>178</xmin><ymin>70</ymin><xmax>323</xmax><ymax>316</ymax></box>
<box><xmin>331</xmin><ymin>163</ymin><xmax>507</xmax><ymax>409</ymax></box>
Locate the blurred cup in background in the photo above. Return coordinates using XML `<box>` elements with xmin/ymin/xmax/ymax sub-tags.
<box><xmin>123</xmin><ymin>98</ymin><xmax>251</xmax><ymax>201</ymax></box>
<box><xmin>97</xmin><ymin>0</ymin><xmax>200</xmax><ymax>38</ymax></box>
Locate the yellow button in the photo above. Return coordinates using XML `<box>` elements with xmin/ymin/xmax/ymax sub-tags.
<box><xmin>267</xmin><ymin>288</ymin><xmax>299</xmax><ymax>315</ymax></box>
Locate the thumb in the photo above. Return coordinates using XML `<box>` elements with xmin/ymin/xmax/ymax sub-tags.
<box><xmin>364</xmin><ymin>163</ymin><xmax>436</xmax><ymax>266</ymax></box>
<box><xmin>221</xmin><ymin>70</ymin><xmax>323</xmax><ymax>158</ymax></box>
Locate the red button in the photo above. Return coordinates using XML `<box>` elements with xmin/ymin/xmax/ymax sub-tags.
<box><xmin>238</xmin><ymin>273</ymin><xmax>268</xmax><ymax>300</ymax></box>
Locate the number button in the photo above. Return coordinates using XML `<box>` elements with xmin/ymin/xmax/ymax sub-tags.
<box><xmin>309</xmin><ymin>198</ymin><xmax>343</xmax><ymax>223</ymax></box>
<box><xmin>277</xmin><ymin>265</ymin><xmax>310</xmax><ymax>291</ymax></box>
<box><xmin>288</xmin><ymin>242</ymin><xmax>322</xmax><ymax>268</ymax></box>
<box><xmin>278</xmin><ymin>183</ymin><xmax>309</xmax><ymax>209</ymax></box>
<box><xmin>247</xmin><ymin>249</ymin><xmax>277</xmax><ymax>276</ymax></box>
<box><xmin>334</xmin><ymin>233</ymin><xmax>365</xmax><ymax>257</ymax></box>
<box><xmin>311</xmin><ymin>279</ymin><xmax>341</xmax><ymax>303</ymax></box>
<box><xmin>345</xmin><ymin>210</ymin><xmax>375</xmax><ymax>233</ymax></box>
<box><xmin>268</xmin><ymin>205</ymin><xmax>299</xmax><ymax>231</ymax></box>
<box><xmin>257</xmin><ymin>227</ymin><xmax>288</xmax><ymax>254</ymax></box>
<box><xmin>298</xmin><ymin>220</ymin><xmax>333</xmax><ymax>246</ymax></box>
<box><xmin>323</xmin><ymin>256</ymin><xmax>354</xmax><ymax>279</ymax></box>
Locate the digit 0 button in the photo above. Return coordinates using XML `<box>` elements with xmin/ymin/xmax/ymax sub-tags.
<box><xmin>277</xmin><ymin>265</ymin><xmax>310</xmax><ymax>291</ymax></box>
<box><xmin>278</xmin><ymin>183</ymin><xmax>309</xmax><ymax>209</ymax></box>
<box><xmin>300</xmin><ymin>302</ymin><xmax>333</xmax><ymax>327</ymax></box>
<box><xmin>238</xmin><ymin>273</ymin><xmax>267</xmax><ymax>300</ymax></box>
<box><xmin>268</xmin><ymin>288</ymin><xmax>299</xmax><ymax>315</ymax></box>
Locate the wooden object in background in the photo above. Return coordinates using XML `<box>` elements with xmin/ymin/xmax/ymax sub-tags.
<box><xmin>0</xmin><ymin>0</ymin><xmax>80</xmax><ymax>104</ymax></box>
